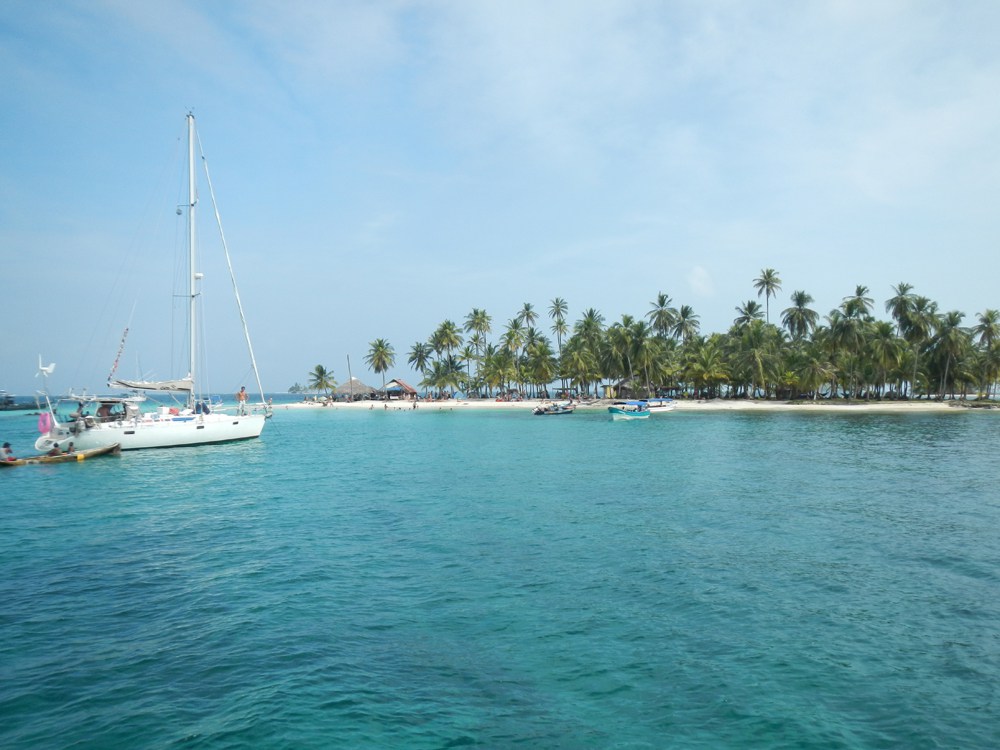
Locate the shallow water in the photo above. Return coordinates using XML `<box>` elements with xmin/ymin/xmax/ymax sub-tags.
<box><xmin>2</xmin><ymin>406</ymin><xmax>998</xmax><ymax>748</ymax></box>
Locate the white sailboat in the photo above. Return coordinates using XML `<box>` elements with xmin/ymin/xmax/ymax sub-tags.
<box><xmin>35</xmin><ymin>113</ymin><xmax>269</xmax><ymax>452</ymax></box>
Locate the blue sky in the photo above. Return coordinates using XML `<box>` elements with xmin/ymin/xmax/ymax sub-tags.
<box><xmin>3</xmin><ymin>1</ymin><xmax>1000</xmax><ymax>395</ymax></box>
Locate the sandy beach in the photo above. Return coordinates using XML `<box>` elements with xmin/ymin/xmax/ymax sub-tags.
<box><xmin>279</xmin><ymin>397</ymin><xmax>977</xmax><ymax>414</ymax></box>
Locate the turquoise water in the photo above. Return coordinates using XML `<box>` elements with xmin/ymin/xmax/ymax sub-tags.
<box><xmin>1</xmin><ymin>405</ymin><xmax>998</xmax><ymax>749</ymax></box>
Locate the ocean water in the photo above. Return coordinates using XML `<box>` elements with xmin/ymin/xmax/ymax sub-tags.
<box><xmin>1</xmin><ymin>404</ymin><xmax>998</xmax><ymax>749</ymax></box>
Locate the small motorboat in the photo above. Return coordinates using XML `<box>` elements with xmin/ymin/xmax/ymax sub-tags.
<box><xmin>608</xmin><ymin>401</ymin><xmax>651</xmax><ymax>420</ymax></box>
<box><xmin>644</xmin><ymin>398</ymin><xmax>676</xmax><ymax>411</ymax></box>
<box><xmin>0</xmin><ymin>443</ymin><xmax>121</xmax><ymax>467</ymax></box>
<box><xmin>533</xmin><ymin>401</ymin><xmax>576</xmax><ymax>416</ymax></box>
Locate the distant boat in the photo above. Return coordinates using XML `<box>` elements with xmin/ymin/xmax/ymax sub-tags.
<box><xmin>0</xmin><ymin>391</ymin><xmax>39</xmax><ymax>411</ymax></box>
<box><xmin>533</xmin><ymin>401</ymin><xmax>576</xmax><ymax>416</ymax></box>
<box><xmin>608</xmin><ymin>401</ymin><xmax>651</xmax><ymax>420</ymax></box>
<box><xmin>35</xmin><ymin>113</ymin><xmax>269</xmax><ymax>452</ymax></box>
<box><xmin>644</xmin><ymin>398</ymin><xmax>676</xmax><ymax>411</ymax></box>
<box><xmin>1</xmin><ymin>443</ymin><xmax>121</xmax><ymax>467</ymax></box>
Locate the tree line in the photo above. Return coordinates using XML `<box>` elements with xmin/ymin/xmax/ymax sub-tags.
<box><xmin>307</xmin><ymin>269</ymin><xmax>1000</xmax><ymax>401</ymax></box>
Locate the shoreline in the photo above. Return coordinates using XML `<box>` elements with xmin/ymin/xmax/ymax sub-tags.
<box><xmin>278</xmin><ymin>397</ymin><xmax>982</xmax><ymax>414</ymax></box>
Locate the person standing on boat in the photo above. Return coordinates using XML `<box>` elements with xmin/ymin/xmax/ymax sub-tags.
<box><xmin>236</xmin><ymin>386</ymin><xmax>248</xmax><ymax>415</ymax></box>
<box><xmin>1</xmin><ymin>442</ymin><xmax>15</xmax><ymax>461</ymax></box>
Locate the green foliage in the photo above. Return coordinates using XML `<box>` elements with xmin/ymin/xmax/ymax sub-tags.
<box><xmin>353</xmin><ymin>276</ymin><xmax>996</xmax><ymax>402</ymax></box>
<box><xmin>307</xmin><ymin>365</ymin><xmax>336</xmax><ymax>396</ymax></box>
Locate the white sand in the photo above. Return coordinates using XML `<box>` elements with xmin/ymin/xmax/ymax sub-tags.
<box><xmin>279</xmin><ymin>397</ymin><xmax>970</xmax><ymax>414</ymax></box>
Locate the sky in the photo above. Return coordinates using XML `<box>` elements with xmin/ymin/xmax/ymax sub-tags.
<box><xmin>3</xmin><ymin>0</ymin><xmax>1000</xmax><ymax>396</ymax></box>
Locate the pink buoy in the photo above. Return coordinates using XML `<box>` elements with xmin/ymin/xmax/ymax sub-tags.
<box><xmin>38</xmin><ymin>411</ymin><xmax>52</xmax><ymax>434</ymax></box>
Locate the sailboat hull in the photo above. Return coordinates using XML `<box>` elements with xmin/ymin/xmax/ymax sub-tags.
<box><xmin>35</xmin><ymin>413</ymin><xmax>265</xmax><ymax>452</ymax></box>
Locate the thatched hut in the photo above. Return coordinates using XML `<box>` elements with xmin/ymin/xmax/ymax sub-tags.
<box><xmin>334</xmin><ymin>377</ymin><xmax>376</xmax><ymax>401</ymax></box>
<box><xmin>380</xmin><ymin>378</ymin><xmax>418</xmax><ymax>400</ymax></box>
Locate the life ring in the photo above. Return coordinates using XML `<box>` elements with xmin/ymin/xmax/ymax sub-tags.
<box><xmin>38</xmin><ymin>411</ymin><xmax>52</xmax><ymax>434</ymax></box>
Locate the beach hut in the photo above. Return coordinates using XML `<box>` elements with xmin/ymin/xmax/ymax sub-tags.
<box><xmin>380</xmin><ymin>378</ymin><xmax>418</xmax><ymax>400</ymax></box>
<box><xmin>335</xmin><ymin>378</ymin><xmax>376</xmax><ymax>401</ymax></box>
<box><xmin>604</xmin><ymin>377</ymin><xmax>647</xmax><ymax>400</ymax></box>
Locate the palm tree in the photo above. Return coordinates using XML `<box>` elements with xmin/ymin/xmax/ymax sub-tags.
<box><xmin>458</xmin><ymin>344</ymin><xmax>478</xmax><ymax>394</ymax></box>
<box><xmin>387</xmin><ymin>273</ymin><xmax>1000</xmax><ymax>404</ymax></box>
<box><xmin>899</xmin><ymin>295</ymin><xmax>938</xmax><ymax>398</ymax></box>
<box><xmin>788</xmin><ymin>341</ymin><xmax>835</xmax><ymax>401</ymax></box>
<box><xmin>482</xmin><ymin>345</ymin><xmax>517</xmax><ymax>397</ymax></box>
<box><xmin>781</xmin><ymin>290</ymin><xmax>819</xmax><ymax>340</ymax></box>
<box><xmin>365</xmin><ymin>338</ymin><xmax>395</xmax><ymax>395</ymax></box>
<box><xmin>980</xmin><ymin>341</ymin><xmax>1000</xmax><ymax>399</ymax></box>
<box><xmin>307</xmin><ymin>364</ymin><xmax>335</xmax><ymax>397</ymax></box>
<box><xmin>647</xmin><ymin>292</ymin><xmax>678</xmax><ymax>339</ymax></box>
<box><xmin>548</xmin><ymin>298</ymin><xmax>568</xmax><ymax>346</ymax></box>
<box><xmin>971</xmin><ymin>310</ymin><xmax>1000</xmax><ymax>399</ymax></box>
<box><xmin>560</xmin><ymin>339</ymin><xmax>600</xmax><ymax>397</ymax></box>
<box><xmin>517</xmin><ymin>302</ymin><xmax>538</xmax><ymax>331</ymax></box>
<box><xmin>548</xmin><ymin>297</ymin><xmax>569</xmax><ymax>393</ymax></box>
<box><xmin>462</xmin><ymin>309</ymin><xmax>491</xmax><ymax>396</ymax></box>
<box><xmin>441</xmin><ymin>354</ymin><xmax>466</xmax><ymax>396</ymax></box>
<box><xmin>517</xmin><ymin>327</ymin><xmax>549</xmax><ymax>395</ymax></box>
<box><xmin>524</xmin><ymin>338</ymin><xmax>557</xmax><ymax>396</ymax></box>
<box><xmin>672</xmin><ymin>305</ymin><xmax>701</xmax><ymax>342</ymax></box>
<box><xmin>502</xmin><ymin>318</ymin><xmax>526</xmax><ymax>356</ymax></box>
<box><xmin>827</xmin><ymin>309</ymin><xmax>870</xmax><ymax>398</ymax></box>
<box><xmin>606</xmin><ymin>315</ymin><xmax>640</xmax><ymax>389</ymax></box>
<box><xmin>684</xmin><ymin>335</ymin><xmax>729</xmax><ymax>399</ymax></box>
<box><xmin>630</xmin><ymin>322</ymin><xmax>662</xmax><ymax>396</ymax></box>
<box><xmin>734</xmin><ymin>300</ymin><xmax>765</xmax><ymax>328</ymax></box>
<box><xmin>842</xmin><ymin>285</ymin><xmax>874</xmax><ymax>320</ymax></box>
<box><xmin>929</xmin><ymin>311</ymin><xmax>968</xmax><ymax>399</ymax></box>
<box><xmin>407</xmin><ymin>342</ymin><xmax>432</xmax><ymax>378</ymax></box>
<box><xmin>753</xmin><ymin>268</ymin><xmax>782</xmax><ymax>324</ymax></box>
<box><xmin>885</xmin><ymin>282</ymin><xmax>915</xmax><ymax>335</ymax></box>
<box><xmin>867</xmin><ymin>321</ymin><xmax>903</xmax><ymax>398</ymax></box>
<box><xmin>464</xmin><ymin>308</ymin><xmax>492</xmax><ymax>349</ymax></box>
<box><xmin>523</xmin><ymin>326</ymin><xmax>544</xmax><ymax>355</ymax></box>
<box><xmin>431</xmin><ymin>320</ymin><xmax>463</xmax><ymax>359</ymax></box>
<box><xmin>574</xmin><ymin>308</ymin><xmax>605</xmax><ymax>348</ymax></box>
<box><xmin>421</xmin><ymin>357</ymin><xmax>461</xmax><ymax>398</ymax></box>
<box><xmin>973</xmin><ymin>309</ymin><xmax>1000</xmax><ymax>349</ymax></box>
<box><xmin>735</xmin><ymin>319</ymin><xmax>781</xmax><ymax>398</ymax></box>
<box><xmin>499</xmin><ymin>319</ymin><xmax>526</xmax><ymax>395</ymax></box>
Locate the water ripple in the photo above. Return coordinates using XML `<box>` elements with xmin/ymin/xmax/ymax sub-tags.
<box><xmin>2</xmin><ymin>409</ymin><xmax>999</xmax><ymax>748</ymax></box>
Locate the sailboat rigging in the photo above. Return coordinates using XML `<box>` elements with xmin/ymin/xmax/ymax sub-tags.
<box><xmin>36</xmin><ymin>113</ymin><xmax>269</xmax><ymax>451</ymax></box>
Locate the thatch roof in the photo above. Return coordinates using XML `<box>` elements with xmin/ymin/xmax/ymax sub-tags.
<box><xmin>335</xmin><ymin>377</ymin><xmax>376</xmax><ymax>395</ymax></box>
<box><xmin>382</xmin><ymin>378</ymin><xmax>417</xmax><ymax>395</ymax></box>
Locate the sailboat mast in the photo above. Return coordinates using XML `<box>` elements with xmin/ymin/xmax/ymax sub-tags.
<box><xmin>187</xmin><ymin>113</ymin><xmax>198</xmax><ymax>410</ymax></box>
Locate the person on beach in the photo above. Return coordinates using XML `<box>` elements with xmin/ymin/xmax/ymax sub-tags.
<box><xmin>236</xmin><ymin>386</ymin><xmax>248</xmax><ymax>415</ymax></box>
<box><xmin>1</xmin><ymin>442</ymin><xmax>15</xmax><ymax>461</ymax></box>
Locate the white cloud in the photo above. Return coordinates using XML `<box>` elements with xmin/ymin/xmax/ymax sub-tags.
<box><xmin>420</xmin><ymin>1</ymin><xmax>673</xmax><ymax>163</ymax></box>
<box><xmin>687</xmin><ymin>265</ymin><xmax>714</xmax><ymax>297</ymax></box>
